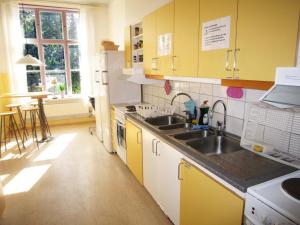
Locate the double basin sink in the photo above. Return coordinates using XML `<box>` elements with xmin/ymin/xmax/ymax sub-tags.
<box><xmin>145</xmin><ymin>115</ymin><xmax>242</xmax><ymax>156</ymax></box>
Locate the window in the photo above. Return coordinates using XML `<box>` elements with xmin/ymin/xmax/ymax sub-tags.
<box><xmin>19</xmin><ymin>6</ymin><xmax>81</xmax><ymax>95</ymax></box>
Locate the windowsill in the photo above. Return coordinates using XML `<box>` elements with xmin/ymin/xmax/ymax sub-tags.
<box><xmin>45</xmin><ymin>95</ymin><xmax>85</xmax><ymax>105</ymax></box>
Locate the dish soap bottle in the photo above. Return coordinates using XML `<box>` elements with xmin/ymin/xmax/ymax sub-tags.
<box><xmin>199</xmin><ymin>101</ymin><xmax>209</xmax><ymax>125</ymax></box>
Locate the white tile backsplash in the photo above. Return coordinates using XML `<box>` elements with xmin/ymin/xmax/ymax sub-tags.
<box><xmin>142</xmin><ymin>80</ymin><xmax>300</xmax><ymax>160</ymax></box>
<box><xmin>227</xmin><ymin>99</ymin><xmax>245</xmax><ymax>119</ymax></box>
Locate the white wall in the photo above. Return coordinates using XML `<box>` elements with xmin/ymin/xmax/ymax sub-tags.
<box><xmin>108</xmin><ymin>0</ymin><xmax>171</xmax><ymax>49</ymax></box>
<box><xmin>108</xmin><ymin>0</ymin><xmax>126</xmax><ymax>49</ymax></box>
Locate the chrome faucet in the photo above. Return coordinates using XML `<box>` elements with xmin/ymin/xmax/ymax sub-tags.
<box><xmin>210</xmin><ymin>100</ymin><xmax>227</xmax><ymax>134</ymax></box>
<box><xmin>170</xmin><ymin>92</ymin><xmax>192</xmax><ymax>105</ymax></box>
<box><xmin>171</xmin><ymin>92</ymin><xmax>193</xmax><ymax>128</ymax></box>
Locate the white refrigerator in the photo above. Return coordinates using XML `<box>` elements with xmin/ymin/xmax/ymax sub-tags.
<box><xmin>94</xmin><ymin>51</ymin><xmax>141</xmax><ymax>153</ymax></box>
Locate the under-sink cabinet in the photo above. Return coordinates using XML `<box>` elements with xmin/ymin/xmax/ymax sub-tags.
<box><xmin>142</xmin><ymin>129</ymin><xmax>182</xmax><ymax>225</ymax></box>
<box><xmin>179</xmin><ymin>159</ymin><xmax>244</xmax><ymax>225</ymax></box>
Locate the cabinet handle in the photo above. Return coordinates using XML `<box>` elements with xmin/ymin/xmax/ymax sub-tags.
<box><xmin>137</xmin><ymin>131</ymin><xmax>142</xmax><ymax>144</ymax></box>
<box><xmin>151</xmin><ymin>57</ymin><xmax>159</xmax><ymax>70</ymax></box>
<box><xmin>178</xmin><ymin>162</ymin><xmax>184</xmax><ymax>180</ymax></box>
<box><xmin>155</xmin><ymin>140</ymin><xmax>160</xmax><ymax>156</ymax></box>
<box><xmin>233</xmin><ymin>48</ymin><xmax>240</xmax><ymax>72</ymax></box>
<box><xmin>225</xmin><ymin>50</ymin><xmax>232</xmax><ymax>71</ymax></box>
<box><xmin>152</xmin><ymin>139</ymin><xmax>157</xmax><ymax>153</ymax></box>
<box><xmin>171</xmin><ymin>55</ymin><xmax>177</xmax><ymax>71</ymax></box>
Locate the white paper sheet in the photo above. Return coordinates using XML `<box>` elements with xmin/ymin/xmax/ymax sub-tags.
<box><xmin>158</xmin><ymin>33</ymin><xmax>172</xmax><ymax>56</ymax></box>
<box><xmin>202</xmin><ymin>16</ymin><xmax>231</xmax><ymax>51</ymax></box>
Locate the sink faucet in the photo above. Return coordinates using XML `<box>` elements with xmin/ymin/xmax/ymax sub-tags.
<box><xmin>210</xmin><ymin>100</ymin><xmax>227</xmax><ymax>134</ymax></box>
<box><xmin>170</xmin><ymin>92</ymin><xmax>192</xmax><ymax>105</ymax></box>
<box><xmin>171</xmin><ymin>92</ymin><xmax>193</xmax><ymax>128</ymax></box>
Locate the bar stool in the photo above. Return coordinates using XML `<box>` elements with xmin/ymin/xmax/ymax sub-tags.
<box><xmin>31</xmin><ymin>101</ymin><xmax>51</xmax><ymax>136</ymax></box>
<box><xmin>0</xmin><ymin>112</ymin><xmax>24</xmax><ymax>157</ymax></box>
<box><xmin>6</xmin><ymin>103</ymin><xmax>29</xmax><ymax>140</ymax></box>
<box><xmin>23</xmin><ymin>107</ymin><xmax>39</xmax><ymax>149</ymax></box>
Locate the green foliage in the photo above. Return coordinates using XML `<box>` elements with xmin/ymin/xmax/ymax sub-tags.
<box><xmin>44</xmin><ymin>45</ymin><xmax>65</xmax><ymax>70</ymax></box>
<box><xmin>71</xmin><ymin>71</ymin><xmax>81</xmax><ymax>94</ymax></box>
<box><xmin>19</xmin><ymin>9</ymin><xmax>36</xmax><ymax>38</ymax></box>
<box><xmin>41</xmin><ymin>12</ymin><xmax>63</xmax><ymax>39</ymax></box>
<box><xmin>58</xmin><ymin>83</ymin><xmax>65</xmax><ymax>91</ymax></box>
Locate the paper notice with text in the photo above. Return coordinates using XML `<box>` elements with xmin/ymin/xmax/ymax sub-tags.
<box><xmin>158</xmin><ymin>33</ymin><xmax>172</xmax><ymax>56</ymax></box>
<box><xmin>202</xmin><ymin>16</ymin><xmax>231</xmax><ymax>51</ymax></box>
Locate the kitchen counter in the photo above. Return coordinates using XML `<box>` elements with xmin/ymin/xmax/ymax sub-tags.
<box><xmin>126</xmin><ymin>113</ymin><xmax>297</xmax><ymax>193</ymax></box>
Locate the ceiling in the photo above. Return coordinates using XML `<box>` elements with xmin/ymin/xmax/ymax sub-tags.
<box><xmin>40</xmin><ymin>0</ymin><xmax>111</xmax><ymax>6</ymax></box>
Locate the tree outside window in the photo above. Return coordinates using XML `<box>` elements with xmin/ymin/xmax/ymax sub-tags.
<box><xmin>19</xmin><ymin>6</ymin><xmax>81</xmax><ymax>95</ymax></box>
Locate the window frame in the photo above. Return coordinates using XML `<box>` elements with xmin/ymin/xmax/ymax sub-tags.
<box><xmin>20</xmin><ymin>4</ymin><xmax>80</xmax><ymax>95</ymax></box>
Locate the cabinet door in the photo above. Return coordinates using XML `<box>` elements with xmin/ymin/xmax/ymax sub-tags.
<box><xmin>143</xmin><ymin>11</ymin><xmax>157</xmax><ymax>75</ymax></box>
<box><xmin>180</xmin><ymin>160</ymin><xmax>244</xmax><ymax>225</ymax></box>
<box><xmin>124</xmin><ymin>26</ymin><xmax>132</xmax><ymax>68</ymax></box>
<box><xmin>198</xmin><ymin>0</ymin><xmax>237</xmax><ymax>78</ymax></box>
<box><xmin>126</xmin><ymin>120</ymin><xmax>143</xmax><ymax>185</ymax></box>
<box><xmin>156</xmin><ymin>2</ymin><xmax>174</xmax><ymax>76</ymax></box>
<box><xmin>173</xmin><ymin>0</ymin><xmax>200</xmax><ymax>77</ymax></box>
<box><xmin>235</xmin><ymin>0</ymin><xmax>300</xmax><ymax>81</ymax></box>
<box><xmin>142</xmin><ymin>129</ymin><xmax>159</xmax><ymax>203</ymax></box>
<box><xmin>157</xmin><ymin>142</ymin><xmax>182</xmax><ymax>225</ymax></box>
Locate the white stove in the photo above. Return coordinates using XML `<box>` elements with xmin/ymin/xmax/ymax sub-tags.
<box><xmin>114</xmin><ymin>105</ymin><xmax>137</xmax><ymax>164</ymax></box>
<box><xmin>245</xmin><ymin>170</ymin><xmax>300</xmax><ymax>225</ymax></box>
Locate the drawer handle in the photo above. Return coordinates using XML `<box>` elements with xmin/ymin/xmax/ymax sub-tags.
<box><xmin>136</xmin><ymin>131</ymin><xmax>142</xmax><ymax>144</ymax></box>
<box><xmin>152</xmin><ymin>139</ymin><xmax>157</xmax><ymax>153</ymax></box>
<box><xmin>155</xmin><ymin>140</ymin><xmax>160</xmax><ymax>156</ymax></box>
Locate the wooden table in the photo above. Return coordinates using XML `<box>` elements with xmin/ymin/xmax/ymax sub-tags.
<box><xmin>0</xmin><ymin>92</ymin><xmax>52</xmax><ymax>142</ymax></box>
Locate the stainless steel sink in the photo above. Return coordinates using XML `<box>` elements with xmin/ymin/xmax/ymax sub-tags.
<box><xmin>173</xmin><ymin>130</ymin><xmax>214</xmax><ymax>140</ymax></box>
<box><xmin>186</xmin><ymin>135</ymin><xmax>242</xmax><ymax>156</ymax></box>
<box><xmin>158</xmin><ymin>123</ymin><xmax>185</xmax><ymax>130</ymax></box>
<box><xmin>145</xmin><ymin>115</ymin><xmax>185</xmax><ymax>126</ymax></box>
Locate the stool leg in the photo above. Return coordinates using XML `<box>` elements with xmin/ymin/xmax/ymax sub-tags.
<box><xmin>32</xmin><ymin>111</ymin><xmax>39</xmax><ymax>149</ymax></box>
<box><xmin>3</xmin><ymin>116</ymin><xmax>7</xmax><ymax>152</ymax></box>
<box><xmin>12</xmin><ymin>115</ymin><xmax>25</xmax><ymax>149</ymax></box>
<box><xmin>0</xmin><ymin>116</ymin><xmax>3</xmax><ymax>158</ymax></box>
<box><xmin>10</xmin><ymin>115</ymin><xmax>21</xmax><ymax>154</ymax></box>
<box><xmin>17</xmin><ymin>107</ymin><xmax>28</xmax><ymax>140</ymax></box>
<box><xmin>43</xmin><ymin>111</ymin><xmax>51</xmax><ymax>136</ymax></box>
<box><xmin>23</xmin><ymin>111</ymin><xmax>27</xmax><ymax>143</ymax></box>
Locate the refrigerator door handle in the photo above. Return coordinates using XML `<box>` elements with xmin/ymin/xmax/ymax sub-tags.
<box><xmin>102</xmin><ymin>71</ymin><xmax>109</xmax><ymax>85</ymax></box>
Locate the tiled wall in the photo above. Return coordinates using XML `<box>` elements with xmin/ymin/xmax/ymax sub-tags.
<box><xmin>142</xmin><ymin>81</ymin><xmax>267</xmax><ymax>137</ymax></box>
<box><xmin>143</xmin><ymin>81</ymin><xmax>300</xmax><ymax>159</ymax></box>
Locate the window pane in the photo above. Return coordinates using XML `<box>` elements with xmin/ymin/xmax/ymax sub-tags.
<box><xmin>24</xmin><ymin>44</ymin><xmax>40</xmax><ymax>71</ymax></box>
<box><xmin>27</xmin><ymin>72</ymin><xmax>42</xmax><ymax>92</ymax></box>
<box><xmin>40</xmin><ymin>11</ymin><xmax>63</xmax><ymax>39</ymax></box>
<box><xmin>43</xmin><ymin>44</ymin><xmax>65</xmax><ymax>70</ymax></box>
<box><xmin>67</xmin><ymin>12</ymin><xmax>79</xmax><ymax>40</ymax></box>
<box><xmin>45</xmin><ymin>71</ymin><xmax>66</xmax><ymax>93</ymax></box>
<box><xmin>71</xmin><ymin>71</ymin><xmax>81</xmax><ymax>94</ymax></box>
<box><xmin>19</xmin><ymin>9</ymin><xmax>36</xmax><ymax>38</ymax></box>
<box><xmin>69</xmin><ymin>45</ymin><xmax>80</xmax><ymax>70</ymax></box>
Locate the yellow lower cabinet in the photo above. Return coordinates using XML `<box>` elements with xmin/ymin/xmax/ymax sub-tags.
<box><xmin>126</xmin><ymin>120</ymin><xmax>143</xmax><ymax>185</ymax></box>
<box><xmin>180</xmin><ymin>160</ymin><xmax>244</xmax><ymax>225</ymax></box>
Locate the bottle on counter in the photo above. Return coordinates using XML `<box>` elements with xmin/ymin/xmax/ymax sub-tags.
<box><xmin>199</xmin><ymin>100</ymin><xmax>209</xmax><ymax>125</ymax></box>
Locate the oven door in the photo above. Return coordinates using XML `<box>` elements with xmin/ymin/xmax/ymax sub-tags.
<box><xmin>116</xmin><ymin>120</ymin><xmax>126</xmax><ymax>149</ymax></box>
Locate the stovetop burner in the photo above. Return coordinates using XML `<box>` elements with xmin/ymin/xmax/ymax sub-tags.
<box><xmin>281</xmin><ymin>178</ymin><xmax>300</xmax><ymax>201</ymax></box>
<box><xmin>126</xmin><ymin>105</ymin><xmax>136</xmax><ymax>112</ymax></box>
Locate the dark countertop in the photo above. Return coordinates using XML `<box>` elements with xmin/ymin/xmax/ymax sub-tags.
<box><xmin>126</xmin><ymin>113</ymin><xmax>297</xmax><ymax>193</ymax></box>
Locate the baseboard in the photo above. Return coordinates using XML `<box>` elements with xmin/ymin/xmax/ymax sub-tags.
<box><xmin>47</xmin><ymin>114</ymin><xmax>95</xmax><ymax>126</ymax></box>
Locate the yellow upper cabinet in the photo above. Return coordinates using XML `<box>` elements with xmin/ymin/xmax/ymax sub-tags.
<box><xmin>234</xmin><ymin>0</ymin><xmax>300</xmax><ymax>81</ymax></box>
<box><xmin>180</xmin><ymin>161</ymin><xmax>244</xmax><ymax>225</ymax></box>
<box><xmin>173</xmin><ymin>0</ymin><xmax>200</xmax><ymax>77</ymax></box>
<box><xmin>124</xmin><ymin>26</ymin><xmax>132</xmax><ymax>68</ymax></box>
<box><xmin>198</xmin><ymin>0</ymin><xmax>238</xmax><ymax>78</ymax></box>
<box><xmin>156</xmin><ymin>2</ymin><xmax>174</xmax><ymax>76</ymax></box>
<box><xmin>143</xmin><ymin>11</ymin><xmax>157</xmax><ymax>75</ymax></box>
